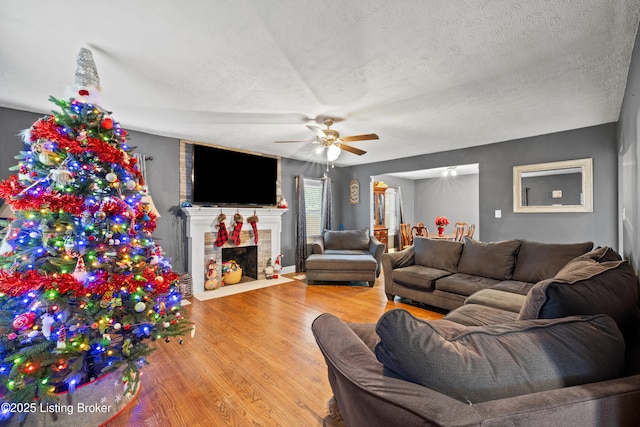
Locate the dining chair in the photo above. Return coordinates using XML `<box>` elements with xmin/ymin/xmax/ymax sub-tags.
<box><xmin>454</xmin><ymin>222</ymin><xmax>468</xmax><ymax>241</ymax></box>
<box><xmin>399</xmin><ymin>223</ymin><xmax>412</xmax><ymax>248</ymax></box>
<box><xmin>466</xmin><ymin>224</ymin><xmax>476</xmax><ymax>239</ymax></box>
<box><xmin>411</xmin><ymin>222</ymin><xmax>429</xmax><ymax>241</ymax></box>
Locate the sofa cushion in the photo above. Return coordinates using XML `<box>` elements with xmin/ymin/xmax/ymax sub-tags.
<box><xmin>443</xmin><ymin>303</ymin><xmax>519</xmax><ymax>326</ymax></box>
<box><xmin>435</xmin><ymin>273</ymin><xmax>499</xmax><ymax>296</ymax></box>
<box><xmin>491</xmin><ymin>280</ymin><xmax>536</xmax><ymax>296</ymax></box>
<box><xmin>512</xmin><ymin>240</ymin><xmax>594</xmax><ymax>283</ymax></box>
<box><xmin>392</xmin><ymin>265</ymin><xmax>451</xmax><ymax>291</ymax></box>
<box><xmin>413</xmin><ymin>237</ymin><xmax>463</xmax><ymax>272</ymax></box>
<box><xmin>517</xmin><ymin>247</ymin><xmax>638</xmax><ymax>336</ymax></box>
<box><xmin>324</xmin><ymin>249</ymin><xmax>371</xmax><ymax>256</ymax></box>
<box><xmin>457</xmin><ymin>239</ymin><xmax>521</xmax><ymax>280</ymax></box>
<box><xmin>306</xmin><ymin>253</ymin><xmax>377</xmax><ymax>272</ymax></box>
<box><xmin>375</xmin><ymin>309</ymin><xmax>625</xmax><ymax>404</ymax></box>
<box><xmin>464</xmin><ymin>289</ymin><xmax>526</xmax><ymax>313</ymax></box>
<box><xmin>324</xmin><ymin>229</ymin><xmax>370</xmax><ymax>251</ymax></box>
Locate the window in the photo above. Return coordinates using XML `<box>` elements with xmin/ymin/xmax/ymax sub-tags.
<box><xmin>385</xmin><ymin>188</ymin><xmax>397</xmax><ymax>236</ymax></box>
<box><xmin>304</xmin><ymin>178</ymin><xmax>323</xmax><ymax>239</ymax></box>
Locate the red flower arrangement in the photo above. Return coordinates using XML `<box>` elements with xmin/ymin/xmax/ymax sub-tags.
<box><xmin>435</xmin><ymin>216</ymin><xmax>449</xmax><ymax>227</ymax></box>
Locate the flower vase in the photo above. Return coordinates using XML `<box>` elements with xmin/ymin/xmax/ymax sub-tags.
<box><xmin>437</xmin><ymin>227</ymin><xmax>444</xmax><ymax>236</ymax></box>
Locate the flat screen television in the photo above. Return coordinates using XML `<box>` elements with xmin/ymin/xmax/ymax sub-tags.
<box><xmin>191</xmin><ymin>144</ymin><xmax>279</xmax><ymax>206</ymax></box>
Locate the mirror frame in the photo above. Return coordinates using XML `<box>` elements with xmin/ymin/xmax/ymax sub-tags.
<box><xmin>513</xmin><ymin>158</ymin><xmax>593</xmax><ymax>213</ymax></box>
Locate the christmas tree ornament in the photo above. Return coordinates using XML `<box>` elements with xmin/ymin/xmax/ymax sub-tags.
<box><xmin>49</xmin><ymin>166</ymin><xmax>74</xmax><ymax>185</ymax></box>
<box><xmin>38</xmin><ymin>151</ymin><xmax>54</xmax><ymax>165</ymax></box>
<box><xmin>101</xmin><ymin>117</ymin><xmax>113</xmax><ymax>129</ymax></box>
<box><xmin>94</xmin><ymin>208</ymin><xmax>106</xmax><ymax>220</ymax></box>
<box><xmin>63</xmin><ymin>236</ymin><xmax>76</xmax><ymax>255</ymax></box>
<box><xmin>57</xmin><ymin>324</ymin><xmax>66</xmax><ymax>349</ymax></box>
<box><xmin>247</xmin><ymin>213</ymin><xmax>259</xmax><ymax>244</ymax></box>
<box><xmin>231</xmin><ymin>212</ymin><xmax>244</xmax><ymax>245</ymax></box>
<box><xmin>134</xmin><ymin>302</ymin><xmax>146</xmax><ymax>312</ymax></box>
<box><xmin>12</xmin><ymin>312</ymin><xmax>36</xmax><ymax>331</ymax></box>
<box><xmin>105</xmin><ymin>172</ymin><xmax>118</xmax><ymax>182</ymax></box>
<box><xmin>214</xmin><ymin>212</ymin><xmax>229</xmax><ymax>247</ymax></box>
<box><xmin>41</xmin><ymin>313</ymin><xmax>55</xmax><ymax>339</ymax></box>
<box><xmin>0</xmin><ymin>239</ymin><xmax>13</xmax><ymax>256</ymax></box>
<box><xmin>72</xmin><ymin>256</ymin><xmax>88</xmax><ymax>283</ymax></box>
<box><xmin>75</xmin><ymin>47</ymin><xmax>100</xmax><ymax>90</ymax></box>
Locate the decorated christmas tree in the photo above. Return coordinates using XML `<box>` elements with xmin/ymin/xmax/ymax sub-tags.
<box><xmin>0</xmin><ymin>48</ymin><xmax>191</xmax><ymax>405</ymax></box>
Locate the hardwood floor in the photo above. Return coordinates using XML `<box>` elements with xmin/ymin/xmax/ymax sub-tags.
<box><xmin>106</xmin><ymin>275</ymin><xmax>444</xmax><ymax>426</ymax></box>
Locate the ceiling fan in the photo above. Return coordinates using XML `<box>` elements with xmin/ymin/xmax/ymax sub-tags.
<box><xmin>275</xmin><ymin>118</ymin><xmax>379</xmax><ymax>161</ymax></box>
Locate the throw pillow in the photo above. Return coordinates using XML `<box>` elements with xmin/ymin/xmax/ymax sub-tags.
<box><xmin>518</xmin><ymin>247</ymin><xmax>638</xmax><ymax>335</ymax></box>
<box><xmin>456</xmin><ymin>239</ymin><xmax>521</xmax><ymax>280</ymax></box>
<box><xmin>374</xmin><ymin>309</ymin><xmax>624</xmax><ymax>404</ymax></box>
<box><xmin>324</xmin><ymin>229</ymin><xmax>370</xmax><ymax>250</ymax></box>
<box><xmin>511</xmin><ymin>240</ymin><xmax>593</xmax><ymax>283</ymax></box>
<box><xmin>413</xmin><ymin>237</ymin><xmax>463</xmax><ymax>272</ymax></box>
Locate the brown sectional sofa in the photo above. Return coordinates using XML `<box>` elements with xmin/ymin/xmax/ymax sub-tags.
<box><xmin>312</xmin><ymin>240</ymin><xmax>640</xmax><ymax>426</ymax></box>
<box><xmin>382</xmin><ymin>237</ymin><xmax>594</xmax><ymax>311</ymax></box>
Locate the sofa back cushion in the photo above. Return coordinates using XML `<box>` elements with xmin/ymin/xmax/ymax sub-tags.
<box><xmin>518</xmin><ymin>247</ymin><xmax>638</xmax><ymax>334</ymax></box>
<box><xmin>457</xmin><ymin>239</ymin><xmax>521</xmax><ymax>280</ymax></box>
<box><xmin>324</xmin><ymin>229</ymin><xmax>370</xmax><ymax>251</ymax></box>
<box><xmin>413</xmin><ymin>237</ymin><xmax>463</xmax><ymax>272</ymax></box>
<box><xmin>374</xmin><ymin>309</ymin><xmax>624</xmax><ymax>404</ymax></box>
<box><xmin>512</xmin><ymin>240</ymin><xmax>594</xmax><ymax>283</ymax></box>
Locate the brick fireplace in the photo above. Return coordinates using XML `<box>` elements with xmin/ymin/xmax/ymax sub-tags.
<box><xmin>182</xmin><ymin>207</ymin><xmax>288</xmax><ymax>300</ymax></box>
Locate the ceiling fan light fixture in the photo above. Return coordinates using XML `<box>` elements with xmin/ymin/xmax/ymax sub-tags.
<box><xmin>327</xmin><ymin>144</ymin><xmax>341</xmax><ymax>162</ymax></box>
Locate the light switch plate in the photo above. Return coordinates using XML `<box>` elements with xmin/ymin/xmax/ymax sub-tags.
<box><xmin>495</xmin><ymin>209</ymin><xmax>502</xmax><ymax>218</ymax></box>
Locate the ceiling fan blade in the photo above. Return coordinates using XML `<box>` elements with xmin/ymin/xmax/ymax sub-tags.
<box><xmin>306</xmin><ymin>125</ymin><xmax>328</xmax><ymax>139</ymax></box>
<box><xmin>340</xmin><ymin>143</ymin><xmax>367</xmax><ymax>156</ymax></box>
<box><xmin>341</xmin><ymin>133</ymin><xmax>379</xmax><ymax>142</ymax></box>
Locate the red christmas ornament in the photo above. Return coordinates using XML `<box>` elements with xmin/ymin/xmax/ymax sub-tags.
<box><xmin>12</xmin><ymin>312</ymin><xmax>36</xmax><ymax>331</ymax></box>
<box><xmin>101</xmin><ymin>117</ymin><xmax>113</xmax><ymax>130</ymax></box>
<box><xmin>78</xmin><ymin>89</ymin><xmax>90</xmax><ymax>96</ymax></box>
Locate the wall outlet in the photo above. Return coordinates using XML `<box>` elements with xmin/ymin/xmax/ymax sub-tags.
<box><xmin>495</xmin><ymin>209</ymin><xmax>502</xmax><ymax>218</ymax></box>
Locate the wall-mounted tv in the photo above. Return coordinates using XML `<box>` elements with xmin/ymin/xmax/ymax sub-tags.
<box><xmin>191</xmin><ymin>144</ymin><xmax>279</xmax><ymax>206</ymax></box>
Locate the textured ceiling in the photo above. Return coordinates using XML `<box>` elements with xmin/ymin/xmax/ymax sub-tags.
<box><xmin>1</xmin><ymin>1</ymin><xmax>639</xmax><ymax>167</ymax></box>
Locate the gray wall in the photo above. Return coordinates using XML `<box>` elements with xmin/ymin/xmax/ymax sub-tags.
<box><xmin>0</xmin><ymin>108</ymin><xmax>40</xmax><ymax>182</ymax></box>
<box><xmin>414</xmin><ymin>174</ymin><xmax>479</xmax><ymax>238</ymax></box>
<box><xmin>345</xmin><ymin>123</ymin><xmax>618</xmax><ymax>248</ymax></box>
<box><xmin>618</xmin><ymin>23</ymin><xmax>640</xmax><ymax>274</ymax></box>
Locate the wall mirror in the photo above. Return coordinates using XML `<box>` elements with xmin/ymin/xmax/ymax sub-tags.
<box><xmin>513</xmin><ymin>158</ymin><xmax>593</xmax><ymax>213</ymax></box>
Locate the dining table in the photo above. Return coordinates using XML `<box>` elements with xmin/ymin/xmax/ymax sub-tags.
<box><xmin>428</xmin><ymin>233</ymin><xmax>456</xmax><ymax>241</ymax></box>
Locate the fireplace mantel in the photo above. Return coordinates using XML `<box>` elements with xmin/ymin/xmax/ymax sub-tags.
<box><xmin>182</xmin><ymin>207</ymin><xmax>288</xmax><ymax>299</ymax></box>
